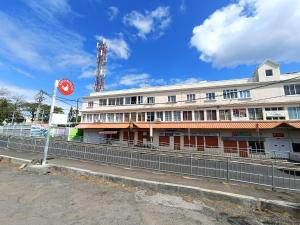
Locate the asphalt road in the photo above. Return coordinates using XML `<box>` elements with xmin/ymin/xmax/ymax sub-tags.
<box><xmin>0</xmin><ymin>162</ymin><xmax>298</xmax><ymax>225</ymax></box>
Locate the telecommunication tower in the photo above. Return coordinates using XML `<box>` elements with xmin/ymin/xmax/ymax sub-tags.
<box><xmin>94</xmin><ymin>40</ymin><xmax>107</xmax><ymax>92</ymax></box>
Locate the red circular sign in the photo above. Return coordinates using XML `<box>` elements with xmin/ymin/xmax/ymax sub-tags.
<box><xmin>57</xmin><ymin>79</ymin><xmax>74</xmax><ymax>96</ymax></box>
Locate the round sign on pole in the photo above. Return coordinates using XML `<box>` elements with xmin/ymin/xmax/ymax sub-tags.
<box><xmin>57</xmin><ymin>79</ymin><xmax>74</xmax><ymax>96</ymax></box>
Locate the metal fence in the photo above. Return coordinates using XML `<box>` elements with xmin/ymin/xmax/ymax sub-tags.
<box><xmin>0</xmin><ymin>135</ymin><xmax>299</xmax><ymax>192</ymax></box>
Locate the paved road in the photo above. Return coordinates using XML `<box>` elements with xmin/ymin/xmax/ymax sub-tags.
<box><xmin>0</xmin><ymin>162</ymin><xmax>297</xmax><ymax>225</ymax></box>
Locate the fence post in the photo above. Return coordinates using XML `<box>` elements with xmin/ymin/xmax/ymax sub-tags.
<box><xmin>190</xmin><ymin>152</ymin><xmax>193</xmax><ymax>175</ymax></box>
<box><xmin>226</xmin><ymin>157</ymin><xmax>230</xmax><ymax>181</ymax></box>
<box><xmin>130</xmin><ymin>148</ymin><xmax>133</xmax><ymax>168</ymax></box>
<box><xmin>272</xmin><ymin>162</ymin><xmax>275</xmax><ymax>191</ymax></box>
<box><xmin>158</xmin><ymin>152</ymin><xmax>161</xmax><ymax>171</ymax></box>
<box><xmin>6</xmin><ymin>136</ymin><xmax>10</xmax><ymax>149</ymax></box>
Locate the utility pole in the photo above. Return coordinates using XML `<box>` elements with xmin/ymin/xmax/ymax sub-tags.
<box><xmin>35</xmin><ymin>90</ymin><xmax>45</xmax><ymax>123</ymax></box>
<box><xmin>42</xmin><ymin>80</ymin><xmax>58</xmax><ymax>166</ymax></box>
<box><xmin>75</xmin><ymin>98</ymin><xmax>79</xmax><ymax>123</ymax></box>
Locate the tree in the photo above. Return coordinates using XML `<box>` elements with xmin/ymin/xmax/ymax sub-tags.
<box><xmin>39</xmin><ymin>104</ymin><xmax>64</xmax><ymax>123</ymax></box>
<box><xmin>22</xmin><ymin>102</ymin><xmax>39</xmax><ymax>122</ymax></box>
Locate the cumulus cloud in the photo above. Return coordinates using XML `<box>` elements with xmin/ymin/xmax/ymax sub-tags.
<box><xmin>107</xmin><ymin>6</ymin><xmax>119</xmax><ymax>21</ymax></box>
<box><xmin>190</xmin><ymin>0</ymin><xmax>300</xmax><ymax>67</ymax></box>
<box><xmin>96</xmin><ymin>35</ymin><xmax>130</xmax><ymax>60</ymax></box>
<box><xmin>123</xmin><ymin>6</ymin><xmax>171</xmax><ymax>39</ymax></box>
<box><xmin>0</xmin><ymin>80</ymin><xmax>38</xmax><ymax>101</ymax></box>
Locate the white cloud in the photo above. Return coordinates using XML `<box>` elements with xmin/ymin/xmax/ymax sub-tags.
<box><xmin>78</xmin><ymin>69</ymin><xmax>95</xmax><ymax>79</ymax></box>
<box><xmin>170</xmin><ymin>77</ymin><xmax>203</xmax><ymax>85</ymax></box>
<box><xmin>0</xmin><ymin>2</ymin><xmax>93</xmax><ymax>72</ymax></box>
<box><xmin>190</xmin><ymin>0</ymin><xmax>300</xmax><ymax>68</ymax></box>
<box><xmin>107</xmin><ymin>6</ymin><xmax>119</xmax><ymax>21</ymax></box>
<box><xmin>0</xmin><ymin>80</ymin><xmax>38</xmax><ymax>101</ymax></box>
<box><xmin>179</xmin><ymin>1</ymin><xmax>186</xmax><ymax>13</ymax></box>
<box><xmin>123</xmin><ymin>6</ymin><xmax>171</xmax><ymax>39</ymax></box>
<box><xmin>96</xmin><ymin>35</ymin><xmax>130</xmax><ymax>60</ymax></box>
<box><xmin>119</xmin><ymin>73</ymin><xmax>150</xmax><ymax>86</ymax></box>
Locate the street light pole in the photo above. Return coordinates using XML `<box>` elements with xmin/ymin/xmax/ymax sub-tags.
<box><xmin>42</xmin><ymin>80</ymin><xmax>58</xmax><ymax>166</ymax></box>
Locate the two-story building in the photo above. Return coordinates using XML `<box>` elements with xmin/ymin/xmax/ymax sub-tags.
<box><xmin>78</xmin><ymin>60</ymin><xmax>300</xmax><ymax>158</ymax></box>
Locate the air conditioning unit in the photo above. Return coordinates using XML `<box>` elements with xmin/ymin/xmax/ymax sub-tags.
<box><xmin>155</xmin><ymin>118</ymin><xmax>162</xmax><ymax>122</ymax></box>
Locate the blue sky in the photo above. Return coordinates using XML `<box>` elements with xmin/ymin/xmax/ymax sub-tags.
<box><xmin>1</xmin><ymin>0</ymin><xmax>300</xmax><ymax>110</ymax></box>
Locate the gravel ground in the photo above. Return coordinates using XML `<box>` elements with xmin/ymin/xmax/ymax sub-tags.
<box><xmin>0</xmin><ymin>162</ymin><xmax>298</xmax><ymax>225</ymax></box>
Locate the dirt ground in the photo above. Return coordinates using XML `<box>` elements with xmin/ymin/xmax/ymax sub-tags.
<box><xmin>0</xmin><ymin>162</ymin><xmax>298</xmax><ymax>225</ymax></box>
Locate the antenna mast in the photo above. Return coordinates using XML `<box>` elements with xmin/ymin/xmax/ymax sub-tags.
<box><xmin>94</xmin><ymin>40</ymin><xmax>107</xmax><ymax>92</ymax></box>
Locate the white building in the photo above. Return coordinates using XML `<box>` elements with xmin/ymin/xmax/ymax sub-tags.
<box><xmin>78</xmin><ymin>60</ymin><xmax>300</xmax><ymax>158</ymax></box>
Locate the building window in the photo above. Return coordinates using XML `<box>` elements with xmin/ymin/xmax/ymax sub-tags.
<box><xmin>115</xmin><ymin>113</ymin><xmax>123</xmax><ymax>122</ymax></box>
<box><xmin>187</xmin><ymin>94</ymin><xmax>196</xmax><ymax>102</ymax></box>
<box><xmin>219</xmin><ymin>109</ymin><xmax>231</xmax><ymax>120</ymax></box>
<box><xmin>138</xmin><ymin>96</ymin><xmax>143</xmax><ymax>104</ymax></box>
<box><xmin>147</xmin><ymin>112</ymin><xmax>155</xmax><ymax>122</ymax></box>
<box><xmin>107</xmin><ymin>113</ymin><xmax>114</xmax><ymax>122</ymax></box>
<box><xmin>87</xmin><ymin>114</ymin><xmax>93</xmax><ymax>123</ymax></box>
<box><xmin>137</xmin><ymin>112</ymin><xmax>145</xmax><ymax>122</ymax></box>
<box><xmin>87</xmin><ymin>101</ymin><xmax>93</xmax><ymax>108</ymax></box>
<box><xmin>165</xmin><ymin>111</ymin><xmax>172</xmax><ymax>121</ymax></box>
<box><xmin>173</xmin><ymin>111</ymin><xmax>181</xmax><ymax>121</ymax></box>
<box><xmin>93</xmin><ymin>114</ymin><xmax>99</xmax><ymax>122</ymax></box>
<box><xmin>284</xmin><ymin>84</ymin><xmax>300</xmax><ymax>95</ymax></box>
<box><xmin>233</xmin><ymin>108</ymin><xmax>247</xmax><ymax>118</ymax></box>
<box><xmin>147</xmin><ymin>97</ymin><xmax>155</xmax><ymax>104</ymax></box>
<box><xmin>116</xmin><ymin>98</ymin><xmax>124</xmax><ymax>105</ymax></box>
<box><xmin>168</xmin><ymin>95</ymin><xmax>176</xmax><ymax>103</ymax></box>
<box><xmin>124</xmin><ymin>113</ymin><xmax>130</xmax><ymax>122</ymax></box>
<box><xmin>183</xmin><ymin>111</ymin><xmax>192</xmax><ymax>121</ymax></box>
<box><xmin>108</xmin><ymin>98</ymin><xmax>116</xmax><ymax>105</ymax></box>
<box><xmin>265</xmin><ymin>107</ymin><xmax>285</xmax><ymax>120</ymax></box>
<box><xmin>248</xmin><ymin>108</ymin><xmax>263</xmax><ymax>120</ymax></box>
<box><xmin>194</xmin><ymin>110</ymin><xmax>204</xmax><ymax>121</ymax></box>
<box><xmin>130</xmin><ymin>112</ymin><xmax>136</xmax><ymax>122</ymax></box>
<box><xmin>156</xmin><ymin>112</ymin><xmax>163</xmax><ymax>121</ymax></box>
<box><xmin>206</xmin><ymin>110</ymin><xmax>217</xmax><ymax>120</ymax></box>
<box><xmin>206</xmin><ymin>93</ymin><xmax>215</xmax><ymax>101</ymax></box>
<box><xmin>125</xmin><ymin>97</ymin><xmax>131</xmax><ymax>105</ymax></box>
<box><xmin>249</xmin><ymin>141</ymin><xmax>265</xmax><ymax>153</ymax></box>
<box><xmin>99</xmin><ymin>99</ymin><xmax>107</xmax><ymax>106</ymax></box>
<box><xmin>82</xmin><ymin>114</ymin><xmax>86</xmax><ymax>123</ymax></box>
<box><xmin>239</xmin><ymin>90</ymin><xmax>251</xmax><ymax>99</ymax></box>
<box><xmin>265</xmin><ymin>69</ymin><xmax>273</xmax><ymax>76</ymax></box>
<box><xmin>100</xmin><ymin>114</ymin><xmax>106</xmax><ymax>122</ymax></box>
<box><xmin>288</xmin><ymin>107</ymin><xmax>300</xmax><ymax>119</ymax></box>
<box><xmin>223</xmin><ymin>89</ymin><xmax>238</xmax><ymax>99</ymax></box>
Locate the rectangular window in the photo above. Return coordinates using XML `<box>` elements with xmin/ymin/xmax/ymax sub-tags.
<box><xmin>165</xmin><ymin>111</ymin><xmax>172</xmax><ymax>121</ymax></box>
<box><xmin>219</xmin><ymin>109</ymin><xmax>231</xmax><ymax>120</ymax></box>
<box><xmin>137</xmin><ymin>112</ymin><xmax>145</xmax><ymax>122</ymax></box>
<box><xmin>87</xmin><ymin>114</ymin><xmax>93</xmax><ymax>123</ymax></box>
<box><xmin>187</xmin><ymin>94</ymin><xmax>196</xmax><ymax>102</ymax></box>
<box><xmin>156</xmin><ymin>112</ymin><xmax>163</xmax><ymax>121</ymax></box>
<box><xmin>107</xmin><ymin>113</ymin><xmax>114</xmax><ymax>122</ymax></box>
<box><xmin>183</xmin><ymin>111</ymin><xmax>192</xmax><ymax>121</ymax></box>
<box><xmin>223</xmin><ymin>89</ymin><xmax>238</xmax><ymax>99</ymax></box>
<box><xmin>194</xmin><ymin>110</ymin><xmax>204</xmax><ymax>121</ymax></box>
<box><xmin>146</xmin><ymin>112</ymin><xmax>155</xmax><ymax>122</ymax></box>
<box><xmin>173</xmin><ymin>111</ymin><xmax>181</xmax><ymax>121</ymax></box>
<box><xmin>108</xmin><ymin>98</ymin><xmax>116</xmax><ymax>105</ymax></box>
<box><xmin>138</xmin><ymin>96</ymin><xmax>143</xmax><ymax>104</ymax></box>
<box><xmin>168</xmin><ymin>95</ymin><xmax>176</xmax><ymax>103</ymax></box>
<box><xmin>88</xmin><ymin>101</ymin><xmax>93</xmax><ymax>108</ymax></box>
<box><xmin>125</xmin><ymin>97</ymin><xmax>131</xmax><ymax>105</ymax></box>
<box><xmin>206</xmin><ymin>110</ymin><xmax>217</xmax><ymax>120</ymax></box>
<box><xmin>248</xmin><ymin>141</ymin><xmax>265</xmax><ymax>153</ymax></box>
<box><xmin>147</xmin><ymin>97</ymin><xmax>155</xmax><ymax>104</ymax></box>
<box><xmin>233</xmin><ymin>108</ymin><xmax>247</xmax><ymax>118</ymax></box>
<box><xmin>100</xmin><ymin>114</ymin><xmax>106</xmax><ymax>122</ymax></box>
<box><xmin>93</xmin><ymin>114</ymin><xmax>99</xmax><ymax>123</ymax></box>
<box><xmin>284</xmin><ymin>84</ymin><xmax>300</xmax><ymax>95</ymax></box>
<box><xmin>131</xmin><ymin>96</ymin><xmax>137</xmax><ymax>104</ymax></box>
<box><xmin>124</xmin><ymin>113</ymin><xmax>130</xmax><ymax>122</ymax></box>
<box><xmin>288</xmin><ymin>107</ymin><xmax>300</xmax><ymax>119</ymax></box>
<box><xmin>116</xmin><ymin>98</ymin><xmax>124</xmax><ymax>105</ymax></box>
<box><xmin>115</xmin><ymin>113</ymin><xmax>123</xmax><ymax>122</ymax></box>
<box><xmin>206</xmin><ymin>92</ymin><xmax>215</xmax><ymax>100</ymax></box>
<box><xmin>248</xmin><ymin>108</ymin><xmax>263</xmax><ymax>120</ymax></box>
<box><xmin>265</xmin><ymin>107</ymin><xmax>285</xmax><ymax>120</ymax></box>
<box><xmin>99</xmin><ymin>99</ymin><xmax>107</xmax><ymax>106</ymax></box>
<box><xmin>265</xmin><ymin>69</ymin><xmax>273</xmax><ymax>76</ymax></box>
<box><xmin>239</xmin><ymin>90</ymin><xmax>251</xmax><ymax>99</ymax></box>
<box><xmin>130</xmin><ymin>112</ymin><xmax>136</xmax><ymax>122</ymax></box>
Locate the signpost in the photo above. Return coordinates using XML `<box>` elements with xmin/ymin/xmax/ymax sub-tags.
<box><xmin>42</xmin><ymin>79</ymin><xmax>74</xmax><ymax>166</ymax></box>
